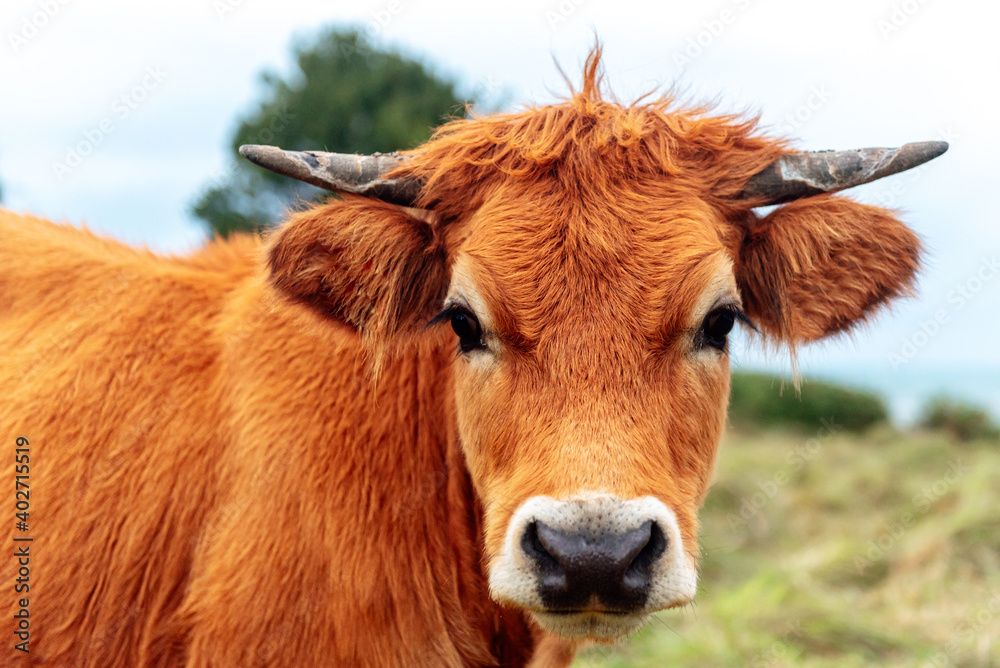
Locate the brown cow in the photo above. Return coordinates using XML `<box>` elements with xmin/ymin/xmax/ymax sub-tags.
<box><xmin>1</xmin><ymin>50</ymin><xmax>944</xmax><ymax>666</ymax></box>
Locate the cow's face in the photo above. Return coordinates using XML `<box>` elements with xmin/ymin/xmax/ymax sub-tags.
<box><xmin>436</xmin><ymin>184</ymin><xmax>738</xmax><ymax>637</ymax></box>
<box><xmin>264</xmin><ymin>88</ymin><xmax>923</xmax><ymax>640</ymax></box>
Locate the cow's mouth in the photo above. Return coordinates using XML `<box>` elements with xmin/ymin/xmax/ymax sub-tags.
<box><xmin>529</xmin><ymin>609</ymin><xmax>651</xmax><ymax>639</ymax></box>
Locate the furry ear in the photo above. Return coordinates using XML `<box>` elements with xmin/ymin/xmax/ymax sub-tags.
<box><xmin>266</xmin><ymin>197</ymin><xmax>448</xmax><ymax>344</ymax></box>
<box><xmin>735</xmin><ymin>196</ymin><xmax>921</xmax><ymax>343</ymax></box>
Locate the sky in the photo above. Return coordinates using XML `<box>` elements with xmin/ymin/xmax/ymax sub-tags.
<box><xmin>2</xmin><ymin>0</ymin><xmax>997</xmax><ymax>420</ymax></box>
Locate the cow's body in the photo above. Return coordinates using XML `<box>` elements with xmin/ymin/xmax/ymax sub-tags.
<box><xmin>1</xmin><ymin>48</ymin><xmax>943</xmax><ymax>667</ymax></box>
<box><xmin>0</xmin><ymin>213</ymin><xmax>537</xmax><ymax>666</ymax></box>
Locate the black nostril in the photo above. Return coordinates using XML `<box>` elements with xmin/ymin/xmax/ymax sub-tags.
<box><xmin>624</xmin><ymin>521</ymin><xmax>667</xmax><ymax>589</ymax></box>
<box><xmin>522</xmin><ymin>519</ymin><xmax>668</xmax><ymax>612</ymax></box>
<box><xmin>522</xmin><ymin>521</ymin><xmax>562</xmax><ymax>577</ymax></box>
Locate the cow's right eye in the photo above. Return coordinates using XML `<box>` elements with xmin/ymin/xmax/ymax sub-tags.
<box><xmin>430</xmin><ymin>305</ymin><xmax>485</xmax><ymax>353</ymax></box>
<box><xmin>450</xmin><ymin>309</ymin><xmax>483</xmax><ymax>353</ymax></box>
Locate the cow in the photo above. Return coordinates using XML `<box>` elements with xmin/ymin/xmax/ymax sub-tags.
<box><xmin>1</xmin><ymin>49</ymin><xmax>945</xmax><ymax>666</ymax></box>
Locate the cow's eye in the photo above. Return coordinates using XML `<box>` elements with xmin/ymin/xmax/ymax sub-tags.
<box><xmin>430</xmin><ymin>305</ymin><xmax>485</xmax><ymax>353</ymax></box>
<box><xmin>700</xmin><ymin>306</ymin><xmax>738</xmax><ymax>352</ymax></box>
<box><xmin>450</xmin><ymin>309</ymin><xmax>483</xmax><ymax>352</ymax></box>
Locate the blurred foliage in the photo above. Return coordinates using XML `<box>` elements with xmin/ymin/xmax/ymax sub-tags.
<box><xmin>190</xmin><ymin>28</ymin><xmax>468</xmax><ymax>238</ymax></box>
<box><xmin>918</xmin><ymin>396</ymin><xmax>999</xmax><ymax>442</ymax></box>
<box><xmin>728</xmin><ymin>372</ymin><xmax>888</xmax><ymax>434</ymax></box>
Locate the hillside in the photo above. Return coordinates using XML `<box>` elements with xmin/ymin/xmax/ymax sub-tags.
<box><xmin>575</xmin><ymin>427</ymin><xmax>1000</xmax><ymax>667</ymax></box>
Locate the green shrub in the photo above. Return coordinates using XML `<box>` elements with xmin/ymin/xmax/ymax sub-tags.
<box><xmin>728</xmin><ymin>372</ymin><xmax>888</xmax><ymax>434</ymax></box>
<box><xmin>918</xmin><ymin>396</ymin><xmax>999</xmax><ymax>442</ymax></box>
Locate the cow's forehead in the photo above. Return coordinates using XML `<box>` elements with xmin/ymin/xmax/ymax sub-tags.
<box><xmin>449</xmin><ymin>184</ymin><xmax>735</xmax><ymax>353</ymax></box>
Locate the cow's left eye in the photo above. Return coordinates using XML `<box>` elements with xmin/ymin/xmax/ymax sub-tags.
<box><xmin>700</xmin><ymin>307</ymin><xmax>737</xmax><ymax>351</ymax></box>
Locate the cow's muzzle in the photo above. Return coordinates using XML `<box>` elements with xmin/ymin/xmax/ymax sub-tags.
<box><xmin>523</xmin><ymin>518</ymin><xmax>666</xmax><ymax>611</ymax></box>
<box><xmin>488</xmin><ymin>494</ymin><xmax>697</xmax><ymax>639</ymax></box>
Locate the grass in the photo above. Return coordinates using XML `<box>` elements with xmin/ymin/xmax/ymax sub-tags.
<box><xmin>574</xmin><ymin>426</ymin><xmax>1000</xmax><ymax>667</ymax></box>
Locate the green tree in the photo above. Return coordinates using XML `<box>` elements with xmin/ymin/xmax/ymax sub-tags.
<box><xmin>191</xmin><ymin>29</ymin><xmax>468</xmax><ymax>238</ymax></box>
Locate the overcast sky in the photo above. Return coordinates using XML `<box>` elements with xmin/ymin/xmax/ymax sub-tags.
<box><xmin>2</xmin><ymin>0</ymin><xmax>997</xmax><ymax>418</ymax></box>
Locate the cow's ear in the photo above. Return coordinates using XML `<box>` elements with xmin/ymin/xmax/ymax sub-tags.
<box><xmin>266</xmin><ymin>197</ymin><xmax>448</xmax><ymax>344</ymax></box>
<box><xmin>735</xmin><ymin>196</ymin><xmax>921</xmax><ymax>343</ymax></box>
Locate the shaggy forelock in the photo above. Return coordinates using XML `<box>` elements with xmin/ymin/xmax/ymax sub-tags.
<box><xmin>394</xmin><ymin>45</ymin><xmax>789</xmax><ymax>223</ymax></box>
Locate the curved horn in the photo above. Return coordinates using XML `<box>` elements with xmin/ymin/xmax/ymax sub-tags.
<box><xmin>738</xmin><ymin>141</ymin><xmax>948</xmax><ymax>206</ymax></box>
<box><xmin>239</xmin><ymin>145</ymin><xmax>421</xmax><ymax>207</ymax></box>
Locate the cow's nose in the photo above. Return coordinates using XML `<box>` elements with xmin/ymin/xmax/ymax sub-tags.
<box><xmin>521</xmin><ymin>519</ymin><xmax>667</xmax><ymax>611</ymax></box>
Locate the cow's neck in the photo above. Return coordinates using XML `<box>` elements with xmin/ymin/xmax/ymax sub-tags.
<box><xmin>223</xmin><ymin>286</ymin><xmax>539</xmax><ymax>666</ymax></box>
<box><xmin>297</xmin><ymin>326</ymin><xmax>536</xmax><ymax>666</ymax></box>
<box><xmin>405</xmin><ymin>335</ymin><xmax>536</xmax><ymax>665</ymax></box>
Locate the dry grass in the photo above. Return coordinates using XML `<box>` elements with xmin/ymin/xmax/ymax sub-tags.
<box><xmin>574</xmin><ymin>426</ymin><xmax>1000</xmax><ymax>667</ymax></box>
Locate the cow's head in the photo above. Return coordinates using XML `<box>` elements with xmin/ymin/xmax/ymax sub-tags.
<box><xmin>250</xmin><ymin>51</ymin><xmax>945</xmax><ymax>640</ymax></box>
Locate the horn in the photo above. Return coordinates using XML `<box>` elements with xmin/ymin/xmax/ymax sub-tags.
<box><xmin>738</xmin><ymin>141</ymin><xmax>948</xmax><ymax>206</ymax></box>
<box><xmin>238</xmin><ymin>145</ymin><xmax>421</xmax><ymax>207</ymax></box>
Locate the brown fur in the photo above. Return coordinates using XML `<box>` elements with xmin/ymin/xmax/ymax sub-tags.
<box><xmin>1</xmin><ymin>48</ymin><xmax>922</xmax><ymax>666</ymax></box>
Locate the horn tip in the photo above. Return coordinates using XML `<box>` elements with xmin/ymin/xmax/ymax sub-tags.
<box><xmin>238</xmin><ymin>144</ymin><xmax>271</xmax><ymax>162</ymax></box>
<box><xmin>908</xmin><ymin>140</ymin><xmax>949</xmax><ymax>160</ymax></box>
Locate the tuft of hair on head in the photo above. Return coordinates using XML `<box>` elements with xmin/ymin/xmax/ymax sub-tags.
<box><xmin>391</xmin><ymin>44</ymin><xmax>787</xmax><ymax>225</ymax></box>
